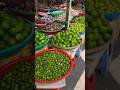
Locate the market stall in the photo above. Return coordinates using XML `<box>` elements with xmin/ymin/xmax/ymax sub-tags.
<box><xmin>35</xmin><ymin>0</ymin><xmax>85</xmax><ymax>89</ymax></box>
<box><xmin>0</xmin><ymin>0</ymin><xmax>85</xmax><ymax>90</ymax></box>
<box><xmin>85</xmin><ymin>0</ymin><xmax>120</xmax><ymax>90</ymax></box>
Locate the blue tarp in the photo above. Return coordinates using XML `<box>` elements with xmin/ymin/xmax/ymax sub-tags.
<box><xmin>105</xmin><ymin>12</ymin><xmax>120</xmax><ymax>21</ymax></box>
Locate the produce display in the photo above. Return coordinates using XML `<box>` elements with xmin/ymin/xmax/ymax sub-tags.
<box><xmin>40</xmin><ymin>22</ymin><xmax>63</xmax><ymax>32</ymax></box>
<box><xmin>86</xmin><ymin>26</ymin><xmax>112</xmax><ymax>49</ymax></box>
<box><xmin>40</xmin><ymin>15</ymin><xmax>55</xmax><ymax>24</ymax></box>
<box><xmin>85</xmin><ymin>0</ymin><xmax>114</xmax><ymax>49</ymax></box>
<box><xmin>35</xmin><ymin>31</ymin><xmax>48</xmax><ymax>47</ymax></box>
<box><xmin>69</xmin><ymin>23</ymin><xmax>85</xmax><ymax>32</ymax></box>
<box><xmin>51</xmin><ymin>30</ymin><xmax>81</xmax><ymax>48</ymax></box>
<box><xmin>72</xmin><ymin>16</ymin><xmax>85</xmax><ymax>24</ymax></box>
<box><xmin>46</xmin><ymin>22</ymin><xmax>63</xmax><ymax>30</ymax></box>
<box><xmin>48</xmin><ymin>9</ymin><xmax>64</xmax><ymax>17</ymax></box>
<box><xmin>35</xmin><ymin>19</ymin><xmax>47</xmax><ymax>29</ymax></box>
<box><xmin>56</xmin><ymin>13</ymin><xmax>66</xmax><ymax>22</ymax></box>
<box><xmin>0</xmin><ymin>1</ymin><xmax>85</xmax><ymax>88</ymax></box>
<box><xmin>49</xmin><ymin>6</ymin><xmax>59</xmax><ymax>11</ymax></box>
<box><xmin>35</xmin><ymin>51</ymin><xmax>70</xmax><ymax>81</ymax></box>
<box><xmin>0</xmin><ymin>61</ymin><xmax>35</xmax><ymax>90</ymax></box>
<box><xmin>69</xmin><ymin>16</ymin><xmax>85</xmax><ymax>32</ymax></box>
<box><xmin>0</xmin><ymin>12</ymin><xmax>32</xmax><ymax>50</ymax></box>
<box><xmin>85</xmin><ymin>0</ymin><xmax>120</xmax><ymax>13</ymax></box>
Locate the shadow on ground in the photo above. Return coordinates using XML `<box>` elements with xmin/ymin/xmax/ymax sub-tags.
<box><xmin>63</xmin><ymin>57</ymin><xmax>85</xmax><ymax>90</ymax></box>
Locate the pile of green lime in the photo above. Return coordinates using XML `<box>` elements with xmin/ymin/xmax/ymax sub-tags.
<box><xmin>0</xmin><ymin>61</ymin><xmax>35</xmax><ymax>90</ymax></box>
<box><xmin>35</xmin><ymin>51</ymin><xmax>70</xmax><ymax>81</ymax></box>
<box><xmin>0</xmin><ymin>12</ymin><xmax>32</xmax><ymax>50</ymax></box>
<box><xmin>35</xmin><ymin>31</ymin><xmax>48</xmax><ymax>47</ymax></box>
<box><xmin>86</xmin><ymin>0</ymin><xmax>120</xmax><ymax>13</ymax></box>
<box><xmin>86</xmin><ymin>26</ymin><xmax>112</xmax><ymax>49</ymax></box>
<box><xmin>69</xmin><ymin>23</ymin><xmax>85</xmax><ymax>32</ymax></box>
<box><xmin>51</xmin><ymin>30</ymin><xmax>81</xmax><ymax>48</ymax></box>
<box><xmin>72</xmin><ymin>16</ymin><xmax>85</xmax><ymax>24</ymax></box>
<box><xmin>85</xmin><ymin>0</ymin><xmax>114</xmax><ymax>49</ymax></box>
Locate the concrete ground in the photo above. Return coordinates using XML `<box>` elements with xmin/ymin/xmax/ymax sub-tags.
<box><xmin>63</xmin><ymin>56</ymin><xmax>85</xmax><ymax>90</ymax></box>
<box><xmin>96</xmin><ymin>35</ymin><xmax>120</xmax><ymax>90</ymax></box>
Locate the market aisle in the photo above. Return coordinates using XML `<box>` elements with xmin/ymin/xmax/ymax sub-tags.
<box><xmin>63</xmin><ymin>50</ymin><xmax>85</xmax><ymax>90</ymax></box>
<box><xmin>109</xmin><ymin>55</ymin><xmax>120</xmax><ymax>85</ymax></box>
<box><xmin>74</xmin><ymin>50</ymin><xmax>85</xmax><ymax>90</ymax></box>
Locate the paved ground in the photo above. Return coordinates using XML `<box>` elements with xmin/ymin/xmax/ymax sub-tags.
<box><xmin>63</xmin><ymin>57</ymin><xmax>85</xmax><ymax>90</ymax></box>
<box><xmin>96</xmin><ymin>35</ymin><xmax>120</xmax><ymax>90</ymax></box>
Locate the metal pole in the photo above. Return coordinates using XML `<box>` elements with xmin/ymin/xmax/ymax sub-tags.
<box><xmin>66</xmin><ymin>0</ymin><xmax>72</xmax><ymax>29</ymax></box>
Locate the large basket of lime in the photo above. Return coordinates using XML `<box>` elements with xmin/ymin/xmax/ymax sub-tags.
<box><xmin>85</xmin><ymin>0</ymin><xmax>119</xmax><ymax>55</ymax></box>
<box><xmin>0</xmin><ymin>56</ymin><xmax>35</xmax><ymax>89</ymax></box>
<box><xmin>70</xmin><ymin>16</ymin><xmax>85</xmax><ymax>33</ymax></box>
<box><xmin>0</xmin><ymin>11</ymin><xmax>34</xmax><ymax>59</ymax></box>
<box><xmin>69</xmin><ymin>23</ymin><xmax>85</xmax><ymax>33</ymax></box>
<box><xmin>0</xmin><ymin>49</ymin><xmax>75</xmax><ymax>86</ymax></box>
<box><xmin>72</xmin><ymin>16</ymin><xmax>85</xmax><ymax>24</ymax></box>
<box><xmin>86</xmin><ymin>26</ymin><xmax>114</xmax><ymax>55</ymax></box>
<box><xmin>35</xmin><ymin>49</ymin><xmax>75</xmax><ymax>83</ymax></box>
<box><xmin>50</xmin><ymin>30</ymin><xmax>82</xmax><ymax>50</ymax></box>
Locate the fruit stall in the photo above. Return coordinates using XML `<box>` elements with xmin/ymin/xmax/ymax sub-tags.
<box><xmin>0</xmin><ymin>0</ymin><xmax>85</xmax><ymax>90</ymax></box>
<box><xmin>85</xmin><ymin>0</ymin><xmax>120</xmax><ymax>90</ymax></box>
<box><xmin>35</xmin><ymin>0</ymin><xmax>85</xmax><ymax>89</ymax></box>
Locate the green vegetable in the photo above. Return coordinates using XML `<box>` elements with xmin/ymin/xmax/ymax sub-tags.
<box><xmin>35</xmin><ymin>51</ymin><xmax>70</xmax><ymax>80</ymax></box>
<box><xmin>85</xmin><ymin>0</ymin><xmax>114</xmax><ymax>49</ymax></box>
<box><xmin>69</xmin><ymin>23</ymin><xmax>85</xmax><ymax>32</ymax></box>
<box><xmin>35</xmin><ymin>31</ymin><xmax>48</xmax><ymax>47</ymax></box>
<box><xmin>0</xmin><ymin>12</ymin><xmax>32</xmax><ymax>50</ymax></box>
<box><xmin>0</xmin><ymin>61</ymin><xmax>35</xmax><ymax>89</ymax></box>
<box><xmin>72</xmin><ymin>16</ymin><xmax>85</xmax><ymax>24</ymax></box>
<box><xmin>51</xmin><ymin>30</ymin><xmax>81</xmax><ymax>48</ymax></box>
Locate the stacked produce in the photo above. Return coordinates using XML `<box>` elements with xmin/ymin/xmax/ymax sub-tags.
<box><xmin>40</xmin><ymin>15</ymin><xmax>55</xmax><ymax>24</ymax></box>
<box><xmin>72</xmin><ymin>16</ymin><xmax>85</xmax><ymax>24</ymax></box>
<box><xmin>85</xmin><ymin>0</ymin><xmax>120</xmax><ymax>13</ymax></box>
<box><xmin>46</xmin><ymin>22</ymin><xmax>63</xmax><ymax>31</ymax></box>
<box><xmin>40</xmin><ymin>22</ymin><xmax>63</xmax><ymax>32</ymax></box>
<box><xmin>70</xmin><ymin>16</ymin><xmax>85</xmax><ymax>32</ymax></box>
<box><xmin>35</xmin><ymin>31</ymin><xmax>49</xmax><ymax>47</ymax></box>
<box><xmin>56</xmin><ymin>13</ymin><xmax>66</xmax><ymax>22</ymax></box>
<box><xmin>0</xmin><ymin>61</ymin><xmax>35</xmax><ymax>89</ymax></box>
<box><xmin>51</xmin><ymin>30</ymin><xmax>81</xmax><ymax>48</ymax></box>
<box><xmin>0</xmin><ymin>12</ymin><xmax>32</xmax><ymax>50</ymax></box>
<box><xmin>85</xmin><ymin>0</ymin><xmax>114</xmax><ymax>49</ymax></box>
<box><xmin>35</xmin><ymin>51</ymin><xmax>70</xmax><ymax>81</ymax></box>
<box><xmin>69</xmin><ymin>23</ymin><xmax>85</xmax><ymax>32</ymax></box>
<box><xmin>86</xmin><ymin>27</ymin><xmax>112</xmax><ymax>49</ymax></box>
